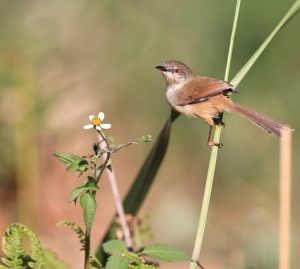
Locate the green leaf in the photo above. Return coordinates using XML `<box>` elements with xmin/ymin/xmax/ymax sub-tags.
<box><xmin>54</xmin><ymin>152</ymin><xmax>89</xmax><ymax>175</ymax></box>
<box><xmin>83</xmin><ymin>180</ymin><xmax>98</xmax><ymax>192</ymax></box>
<box><xmin>103</xmin><ymin>240</ymin><xmax>126</xmax><ymax>256</ymax></box>
<box><xmin>56</xmin><ymin>221</ymin><xmax>85</xmax><ymax>250</ymax></box>
<box><xmin>106</xmin><ymin>255</ymin><xmax>129</xmax><ymax>269</ymax></box>
<box><xmin>53</xmin><ymin>152</ymin><xmax>81</xmax><ymax>165</ymax></box>
<box><xmin>66</xmin><ymin>162</ymin><xmax>80</xmax><ymax>172</ymax></box>
<box><xmin>69</xmin><ymin>187</ymin><xmax>85</xmax><ymax>203</ymax></box>
<box><xmin>91</xmin><ymin>154</ymin><xmax>100</xmax><ymax>164</ymax></box>
<box><xmin>78</xmin><ymin>160</ymin><xmax>89</xmax><ymax>172</ymax></box>
<box><xmin>67</xmin><ymin>159</ymin><xmax>88</xmax><ymax>172</ymax></box>
<box><xmin>80</xmin><ymin>193</ymin><xmax>97</xmax><ymax>233</ymax></box>
<box><xmin>1</xmin><ymin>223</ymin><xmax>46</xmax><ymax>268</ymax></box>
<box><xmin>141</xmin><ymin>244</ymin><xmax>189</xmax><ymax>262</ymax></box>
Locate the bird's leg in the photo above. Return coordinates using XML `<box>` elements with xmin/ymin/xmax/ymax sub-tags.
<box><xmin>207</xmin><ymin>116</ymin><xmax>224</xmax><ymax>148</ymax></box>
<box><xmin>207</xmin><ymin>125</ymin><xmax>214</xmax><ymax>147</ymax></box>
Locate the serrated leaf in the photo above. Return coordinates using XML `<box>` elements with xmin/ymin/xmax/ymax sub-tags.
<box><xmin>67</xmin><ymin>159</ymin><xmax>89</xmax><ymax>172</ymax></box>
<box><xmin>54</xmin><ymin>152</ymin><xmax>89</xmax><ymax>176</ymax></box>
<box><xmin>80</xmin><ymin>193</ymin><xmax>97</xmax><ymax>233</ymax></box>
<box><xmin>103</xmin><ymin>240</ymin><xmax>126</xmax><ymax>256</ymax></box>
<box><xmin>106</xmin><ymin>255</ymin><xmax>129</xmax><ymax>269</ymax></box>
<box><xmin>141</xmin><ymin>244</ymin><xmax>189</xmax><ymax>262</ymax></box>
<box><xmin>69</xmin><ymin>187</ymin><xmax>85</xmax><ymax>203</ymax></box>
<box><xmin>67</xmin><ymin>161</ymin><xmax>81</xmax><ymax>172</ymax></box>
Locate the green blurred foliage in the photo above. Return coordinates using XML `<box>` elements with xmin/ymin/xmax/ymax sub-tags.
<box><xmin>0</xmin><ymin>0</ymin><xmax>299</xmax><ymax>268</ymax></box>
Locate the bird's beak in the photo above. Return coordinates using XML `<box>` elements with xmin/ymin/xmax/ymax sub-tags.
<box><xmin>155</xmin><ymin>65</ymin><xmax>168</xmax><ymax>72</ymax></box>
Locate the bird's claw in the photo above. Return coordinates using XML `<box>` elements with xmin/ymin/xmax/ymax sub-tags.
<box><xmin>208</xmin><ymin>141</ymin><xmax>223</xmax><ymax>149</ymax></box>
<box><xmin>190</xmin><ymin>259</ymin><xmax>204</xmax><ymax>269</ymax></box>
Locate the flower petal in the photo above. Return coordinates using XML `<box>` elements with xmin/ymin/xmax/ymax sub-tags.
<box><xmin>83</xmin><ymin>124</ymin><xmax>93</xmax><ymax>129</ymax></box>
<box><xmin>100</xmin><ymin>123</ymin><xmax>111</xmax><ymax>129</ymax></box>
<box><xmin>96</xmin><ymin>126</ymin><xmax>102</xmax><ymax>131</ymax></box>
<box><xmin>89</xmin><ymin>115</ymin><xmax>95</xmax><ymax>121</ymax></box>
<box><xmin>98</xmin><ymin>112</ymin><xmax>105</xmax><ymax>121</ymax></box>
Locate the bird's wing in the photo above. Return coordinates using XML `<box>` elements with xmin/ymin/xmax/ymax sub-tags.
<box><xmin>177</xmin><ymin>76</ymin><xmax>235</xmax><ymax>106</ymax></box>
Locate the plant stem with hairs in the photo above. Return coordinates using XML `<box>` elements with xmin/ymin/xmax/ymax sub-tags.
<box><xmin>84</xmin><ymin>230</ymin><xmax>90</xmax><ymax>269</ymax></box>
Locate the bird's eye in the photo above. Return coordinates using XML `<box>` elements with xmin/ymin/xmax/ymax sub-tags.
<box><xmin>174</xmin><ymin>68</ymin><xmax>179</xmax><ymax>73</ymax></box>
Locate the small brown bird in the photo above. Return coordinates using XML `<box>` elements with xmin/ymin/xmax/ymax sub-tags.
<box><xmin>156</xmin><ymin>60</ymin><xmax>292</xmax><ymax>147</ymax></box>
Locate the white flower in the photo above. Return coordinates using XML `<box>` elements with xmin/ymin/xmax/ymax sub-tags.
<box><xmin>83</xmin><ymin>112</ymin><xmax>112</xmax><ymax>131</ymax></box>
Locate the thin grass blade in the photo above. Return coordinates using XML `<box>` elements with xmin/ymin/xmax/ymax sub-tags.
<box><xmin>230</xmin><ymin>0</ymin><xmax>300</xmax><ymax>88</ymax></box>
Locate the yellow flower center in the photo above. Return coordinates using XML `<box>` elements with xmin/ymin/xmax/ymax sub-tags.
<box><xmin>91</xmin><ymin>117</ymin><xmax>102</xmax><ymax>126</ymax></box>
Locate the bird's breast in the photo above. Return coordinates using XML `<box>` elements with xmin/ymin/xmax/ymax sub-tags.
<box><xmin>166</xmin><ymin>84</ymin><xmax>196</xmax><ymax>117</ymax></box>
<box><xmin>166</xmin><ymin>84</ymin><xmax>182</xmax><ymax>107</ymax></box>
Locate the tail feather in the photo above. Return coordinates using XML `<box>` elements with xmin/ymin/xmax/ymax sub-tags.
<box><xmin>227</xmin><ymin>101</ymin><xmax>293</xmax><ymax>137</ymax></box>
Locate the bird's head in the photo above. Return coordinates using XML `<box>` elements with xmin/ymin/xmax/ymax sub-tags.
<box><xmin>156</xmin><ymin>60</ymin><xmax>193</xmax><ymax>85</ymax></box>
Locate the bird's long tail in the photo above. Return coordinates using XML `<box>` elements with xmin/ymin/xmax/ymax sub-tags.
<box><xmin>224</xmin><ymin>99</ymin><xmax>293</xmax><ymax>137</ymax></box>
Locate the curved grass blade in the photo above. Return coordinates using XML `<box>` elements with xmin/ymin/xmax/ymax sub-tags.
<box><xmin>123</xmin><ymin>110</ymin><xmax>179</xmax><ymax>215</ymax></box>
<box><xmin>231</xmin><ymin>0</ymin><xmax>300</xmax><ymax>88</ymax></box>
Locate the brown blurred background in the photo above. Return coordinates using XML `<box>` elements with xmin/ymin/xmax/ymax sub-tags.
<box><xmin>0</xmin><ymin>0</ymin><xmax>299</xmax><ymax>268</ymax></box>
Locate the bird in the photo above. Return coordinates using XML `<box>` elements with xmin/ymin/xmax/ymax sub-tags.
<box><xmin>155</xmin><ymin>60</ymin><xmax>293</xmax><ymax>147</ymax></box>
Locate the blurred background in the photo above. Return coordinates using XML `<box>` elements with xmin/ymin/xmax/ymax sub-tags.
<box><xmin>0</xmin><ymin>0</ymin><xmax>299</xmax><ymax>268</ymax></box>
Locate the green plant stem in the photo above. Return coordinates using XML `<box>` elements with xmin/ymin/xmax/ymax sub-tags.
<box><xmin>225</xmin><ymin>0</ymin><xmax>241</xmax><ymax>82</ymax></box>
<box><xmin>96</xmin><ymin>152</ymin><xmax>111</xmax><ymax>184</ymax></box>
<box><xmin>189</xmin><ymin>1</ymin><xmax>300</xmax><ymax>268</ymax></box>
<box><xmin>189</xmin><ymin>126</ymin><xmax>222</xmax><ymax>269</ymax></box>
<box><xmin>84</xmin><ymin>229</ymin><xmax>90</xmax><ymax>269</ymax></box>
<box><xmin>189</xmin><ymin>1</ymin><xmax>241</xmax><ymax>268</ymax></box>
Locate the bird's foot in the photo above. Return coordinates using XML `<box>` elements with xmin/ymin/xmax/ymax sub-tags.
<box><xmin>208</xmin><ymin>141</ymin><xmax>223</xmax><ymax>149</ymax></box>
<box><xmin>190</xmin><ymin>259</ymin><xmax>204</xmax><ymax>269</ymax></box>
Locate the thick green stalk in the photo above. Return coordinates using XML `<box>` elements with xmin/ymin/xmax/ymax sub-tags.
<box><xmin>84</xmin><ymin>230</ymin><xmax>90</xmax><ymax>269</ymax></box>
<box><xmin>189</xmin><ymin>1</ymin><xmax>300</xmax><ymax>268</ymax></box>
<box><xmin>189</xmin><ymin>2</ymin><xmax>241</xmax><ymax>268</ymax></box>
<box><xmin>189</xmin><ymin>126</ymin><xmax>222</xmax><ymax>269</ymax></box>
